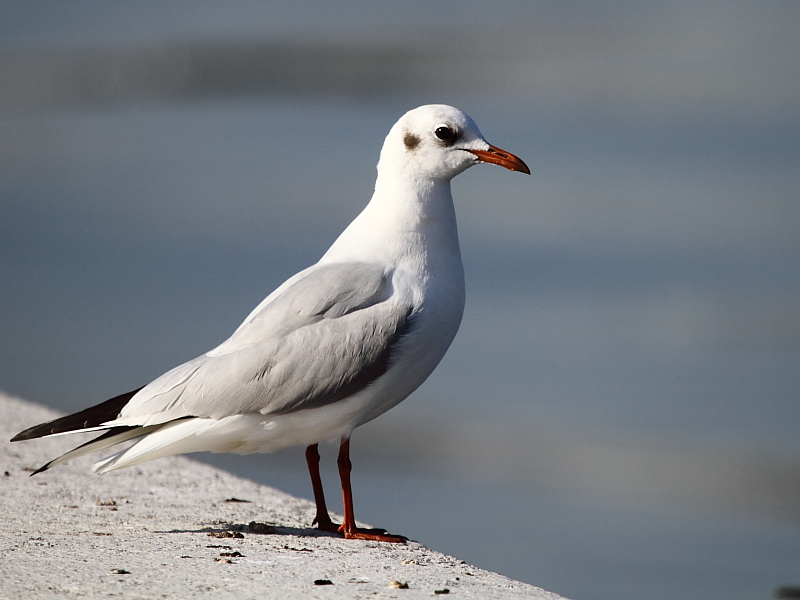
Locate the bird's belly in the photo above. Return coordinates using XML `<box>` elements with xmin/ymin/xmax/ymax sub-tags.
<box><xmin>201</xmin><ymin>394</ymin><xmax>386</xmax><ymax>454</ymax></box>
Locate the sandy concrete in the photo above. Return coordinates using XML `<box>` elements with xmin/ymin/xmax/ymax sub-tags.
<box><xmin>1</xmin><ymin>393</ymin><xmax>566</xmax><ymax>599</ymax></box>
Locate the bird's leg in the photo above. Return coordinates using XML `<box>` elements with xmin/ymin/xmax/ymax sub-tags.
<box><xmin>305</xmin><ymin>444</ymin><xmax>340</xmax><ymax>533</ymax></box>
<box><xmin>336</xmin><ymin>438</ymin><xmax>407</xmax><ymax>543</ymax></box>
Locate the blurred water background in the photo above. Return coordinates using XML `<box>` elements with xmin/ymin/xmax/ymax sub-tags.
<box><xmin>1</xmin><ymin>2</ymin><xmax>799</xmax><ymax>599</ymax></box>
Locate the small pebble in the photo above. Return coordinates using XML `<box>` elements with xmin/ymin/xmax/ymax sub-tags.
<box><xmin>314</xmin><ymin>579</ymin><xmax>334</xmax><ymax>586</ymax></box>
<box><xmin>207</xmin><ymin>531</ymin><xmax>244</xmax><ymax>539</ymax></box>
<box><xmin>110</xmin><ymin>569</ymin><xmax>130</xmax><ymax>575</ymax></box>
<box><xmin>248</xmin><ymin>521</ymin><xmax>278</xmax><ymax>534</ymax></box>
<box><xmin>389</xmin><ymin>580</ymin><xmax>409</xmax><ymax>589</ymax></box>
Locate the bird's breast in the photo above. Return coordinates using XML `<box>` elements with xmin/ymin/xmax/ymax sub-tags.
<box><xmin>350</xmin><ymin>249</ymin><xmax>464</xmax><ymax>427</ymax></box>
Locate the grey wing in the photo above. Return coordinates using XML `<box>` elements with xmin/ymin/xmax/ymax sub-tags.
<box><xmin>116</xmin><ymin>262</ymin><xmax>414</xmax><ymax>425</ymax></box>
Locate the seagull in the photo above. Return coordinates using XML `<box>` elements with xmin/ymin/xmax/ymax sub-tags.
<box><xmin>11</xmin><ymin>105</ymin><xmax>529</xmax><ymax>543</ymax></box>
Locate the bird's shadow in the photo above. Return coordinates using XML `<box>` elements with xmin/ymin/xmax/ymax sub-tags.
<box><xmin>153</xmin><ymin>522</ymin><xmax>339</xmax><ymax>540</ymax></box>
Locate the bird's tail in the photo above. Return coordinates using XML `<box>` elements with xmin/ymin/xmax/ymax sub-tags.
<box><xmin>92</xmin><ymin>417</ymin><xmax>249</xmax><ymax>474</ymax></box>
<box><xmin>28</xmin><ymin>425</ymin><xmax>159</xmax><ymax>475</ymax></box>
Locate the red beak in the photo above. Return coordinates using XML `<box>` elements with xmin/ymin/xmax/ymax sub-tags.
<box><xmin>467</xmin><ymin>144</ymin><xmax>530</xmax><ymax>174</ymax></box>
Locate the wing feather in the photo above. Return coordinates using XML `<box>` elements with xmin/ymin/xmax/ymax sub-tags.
<box><xmin>114</xmin><ymin>262</ymin><xmax>414</xmax><ymax>426</ymax></box>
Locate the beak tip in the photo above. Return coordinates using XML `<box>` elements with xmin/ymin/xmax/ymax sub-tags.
<box><xmin>468</xmin><ymin>145</ymin><xmax>530</xmax><ymax>175</ymax></box>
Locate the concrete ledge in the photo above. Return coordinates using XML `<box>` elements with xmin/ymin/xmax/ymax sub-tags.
<box><xmin>1</xmin><ymin>393</ymin><xmax>565</xmax><ymax>599</ymax></box>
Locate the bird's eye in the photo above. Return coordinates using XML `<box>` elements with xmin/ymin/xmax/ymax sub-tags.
<box><xmin>434</xmin><ymin>125</ymin><xmax>456</xmax><ymax>145</ymax></box>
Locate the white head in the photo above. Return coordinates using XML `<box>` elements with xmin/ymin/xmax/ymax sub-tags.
<box><xmin>377</xmin><ymin>104</ymin><xmax>529</xmax><ymax>183</ymax></box>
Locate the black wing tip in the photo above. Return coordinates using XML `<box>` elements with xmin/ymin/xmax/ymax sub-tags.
<box><xmin>10</xmin><ymin>416</ymin><xmax>83</xmax><ymax>442</ymax></box>
<box><xmin>9</xmin><ymin>387</ymin><xmax>144</xmax><ymax>443</ymax></box>
<box><xmin>30</xmin><ymin>463</ymin><xmax>51</xmax><ymax>476</ymax></box>
<box><xmin>11</xmin><ymin>422</ymin><xmax>60</xmax><ymax>443</ymax></box>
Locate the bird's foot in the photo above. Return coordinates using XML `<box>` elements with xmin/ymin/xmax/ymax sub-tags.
<box><xmin>313</xmin><ymin>515</ymin><xmax>405</xmax><ymax>543</ymax></box>
<box><xmin>342</xmin><ymin>527</ymin><xmax>407</xmax><ymax>543</ymax></box>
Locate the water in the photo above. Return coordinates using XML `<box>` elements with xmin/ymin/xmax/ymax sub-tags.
<box><xmin>1</xmin><ymin>3</ymin><xmax>799</xmax><ymax>599</ymax></box>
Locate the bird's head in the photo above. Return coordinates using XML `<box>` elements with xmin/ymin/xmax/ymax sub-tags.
<box><xmin>378</xmin><ymin>104</ymin><xmax>530</xmax><ymax>182</ymax></box>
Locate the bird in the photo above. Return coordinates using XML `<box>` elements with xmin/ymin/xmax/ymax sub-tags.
<box><xmin>11</xmin><ymin>104</ymin><xmax>529</xmax><ymax>543</ymax></box>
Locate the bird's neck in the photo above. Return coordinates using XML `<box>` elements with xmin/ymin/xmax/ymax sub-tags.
<box><xmin>321</xmin><ymin>174</ymin><xmax>461</xmax><ymax>268</ymax></box>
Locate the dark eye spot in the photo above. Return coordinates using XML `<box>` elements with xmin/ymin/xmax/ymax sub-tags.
<box><xmin>434</xmin><ymin>125</ymin><xmax>457</xmax><ymax>146</ymax></box>
<box><xmin>403</xmin><ymin>132</ymin><xmax>420</xmax><ymax>150</ymax></box>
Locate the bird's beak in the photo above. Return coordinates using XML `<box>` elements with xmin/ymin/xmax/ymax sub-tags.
<box><xmin>467</xmin><ymin>144</ymin><xmax>530</xmax><ymax>174</ymax></box>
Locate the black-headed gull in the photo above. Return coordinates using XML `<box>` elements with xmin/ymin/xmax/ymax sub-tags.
<box><xmin>12</xmin><ymin>105</ymin><xmax>529</xmax><ymax>543</ymax></box>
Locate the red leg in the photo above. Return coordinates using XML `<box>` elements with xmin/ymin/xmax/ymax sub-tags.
<box><xmin>305</xmin><ymin>444</ymin><xmax>340</xmax><ymax>533</ymax></box>
<box><xmin>336</xmin><ymin>438</ymin><xmax>407</xmax><ymax>543</ymax></box>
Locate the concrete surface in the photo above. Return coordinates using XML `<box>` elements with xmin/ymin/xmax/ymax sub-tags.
<box><xmin>0</xmin><ymin>393</ymin><xmax>566</xmax><ymax>599</ymax></box>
